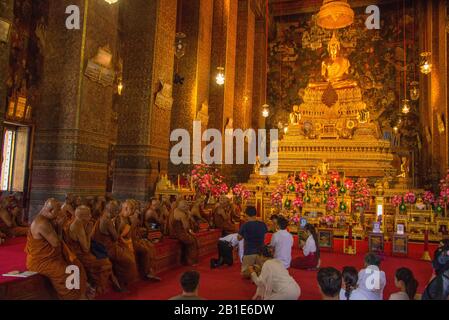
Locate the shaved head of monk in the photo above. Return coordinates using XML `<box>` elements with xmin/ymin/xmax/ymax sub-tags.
<box><xmin>121</xmin><ymin>200</ymin><xmax>134</xmax><ymax>217</ymax></box>
<box><xmin>75</xmin><ymin>205</ymin><xmax>92</xmax><ymax>222</ymax></box>
<box><xmin>105</xmin><ymin>200</ymin><xmax>120</xmax><ymax>217</ymax></box>
<box><xmin>41</xmin><ymin>198</ymin><xmax>61</xmax><ymax>220</ymax></box>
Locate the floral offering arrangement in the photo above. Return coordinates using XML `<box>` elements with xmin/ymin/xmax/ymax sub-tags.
<box><xmin>391</xmin><ymin>194</ymin><xmax>403</xmax><ymax>207</ymax></box>
<box><xmin>232</xmin><ymin>184</ymin><xmax>251</xmax><ymax>202</ymax></box>
<box><xmin>352</xmin><ymin>178</ymin><xmax>371</xmax><ymax>210</ymax></box>
<box><xmin>190</xmin><ymin>164</ymin><xmax>228</xmax><ymax>197</ymax></box>
<box><xmin>404</xmin><ymin>191</ymin><xmax>416</xmax><ymax>204</ymax></box>
<box><xmin>423</xmin><ymin>191</ymin><xmax>435</xmax><ymax>205</ymax></box>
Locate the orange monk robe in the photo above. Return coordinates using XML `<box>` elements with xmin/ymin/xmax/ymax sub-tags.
<box><xmin>131</xmin><ymin>225</ymin><xmax>156</xmax><ymax>277</ymax></box>
<box><xmin>92</xmin><ymin>221</ymin><xmax>138</xmax><ymax>287</ymax></box>
<box><xmin>172</xmin><ymin>220</ymin><xmax>199</xmax><ymax>265</ymax></box>
<box><xmin>0</xmin><ymin>213</ymin><xmax>29</xmax><ymax>237</ymax></box>
<box><xmin>25</xmin><ymin>231</ymin><xmax>87</xmax><ymax>300</ymax></box>
<box><xmin>63</xmin><ymin>225</ymin><xmax>114</xmax><ymax>295</ymax></box>
<box><xmin>213</xmin><ymin>210</ymin><xmax>236</xmax><ymax>235</ymax></box>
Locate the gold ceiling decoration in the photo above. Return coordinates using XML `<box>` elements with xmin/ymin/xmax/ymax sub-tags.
<box><xmin>317</xmin><ymin>0</ymin><xmax>354</xmax><ymax>30</ymax></box>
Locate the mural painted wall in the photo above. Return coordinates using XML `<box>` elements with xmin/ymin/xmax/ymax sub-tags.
<box><xmin>267</xmin><ymin>2</ymin><xmax>420</xmax><ymax>151</ymax></box>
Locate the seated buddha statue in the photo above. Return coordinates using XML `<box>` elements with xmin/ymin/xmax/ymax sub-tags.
<box><xmin>309</xmin><ymin>32</ymin><xmax>357</xmax><ymax>89</ymax></box>
<box><xmin>289</xmin><ymin>105</ymin><xmax>301</xmax><ymax>125</ymax></box>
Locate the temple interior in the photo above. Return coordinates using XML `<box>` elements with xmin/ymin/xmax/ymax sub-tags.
<box><xmin>1</xmin><ymin>0</ymin><xmax>449</xmax><ymax>301</ymax></box>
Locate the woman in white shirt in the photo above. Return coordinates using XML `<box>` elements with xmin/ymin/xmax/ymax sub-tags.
<box><xmin>291</xmin><ymin>224</ymin><xmax>320</xmax><ymax>270</ymax></box>
<box><xmin>249</xmin><ymin>245</ymin><xmax>301</xmax><ymax>300</ymax></box>
<box><xmin>339</xmin><ymin>266</ymin><xmax>368</xmax><ymax>300</ymax></box>
<box><xmin>389</xmin><ymin>267</ymin><xmax>418</xmax><ymax>300</ymax></box>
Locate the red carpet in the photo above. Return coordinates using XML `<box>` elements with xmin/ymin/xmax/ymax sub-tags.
<box><xmin>0</xmin><ymin>236</ymin><xmax>437</xmax><ymax>299</ymax></box>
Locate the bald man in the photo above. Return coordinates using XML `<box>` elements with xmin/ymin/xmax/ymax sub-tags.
<box><xmin>26</xmin><ymin>199</ymin><xmax>87</xmax><ymax>300</ymax></box>
<box><xmin>64</xmin><ymin>205</ymin><xmax>120</xmax><ymax>295</ymax></box>
<box><xmin>189</xmin><ymin>198</ymin><xmax>208</xmax><ymax>232</ymax></box>
<box><xmin>171</xmin><ymin>200</ymin><xmax>199</xmax><ymax>266</ymax></box>
<box><xmin>92</xmin><ymin>200</ymin><xmax>138</xmax><ymax>289</ymax></box>
<box><xmin>144</xmin><ymin>198</ymin><xmax>167</xmax><ymax>232</ymax></box>
<box><xmin>213</xmin><ymin>196</ymin><xmax>236</xmax><ymax>236</ymax></box>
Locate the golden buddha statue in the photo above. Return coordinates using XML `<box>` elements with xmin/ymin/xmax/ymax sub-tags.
<box><xmin>289</xmin><ymin>105</ymin><xmax>301</xmax><ymax>125</ymax></box>
<box><xmin>309</xmin><ymin>32</ymin><xmax>357</xmax><ymax>89</ymax></box>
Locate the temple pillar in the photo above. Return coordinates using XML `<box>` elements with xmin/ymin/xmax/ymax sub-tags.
<box><xmin>252</xmin><ymin>17</ymin><xmax>267</xmax><ymax>129</ymax></box>
<box><xmin>234</xmin><ymin>0</ymin><xmax>255</xmax><ymax>131</ymax></box>
<box><xmin>113</xmin><ymin>0</ymin><xmax>177</xmax><ymax>201</ymax></box>
<box><xmin>420</xmin><ymin>0</ymin><xmax>448</xmax><ymax>188</ymax></box>
<box><xmin>169</xmin><ymin>0</ymin><xmax>213</xmax><ymax>177</ymax></box>
<box><xmin>29</xmin><ymin>0</ymin><xmax>119</xmax><ymax>216</ymax></box>
<box><xmin>208</xmin><ymin>0</ymin><xmax>238</xmax><ymax>132</ymax></box>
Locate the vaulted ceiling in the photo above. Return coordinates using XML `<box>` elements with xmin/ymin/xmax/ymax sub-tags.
<box><xmin>269</xmin><ymin>0</ymin><xmax>400</xmax><ymax>16</ymax></box>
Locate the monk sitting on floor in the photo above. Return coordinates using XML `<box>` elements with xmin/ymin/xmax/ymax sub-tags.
<box><xmin>159</xmin><ymin>195</ymin><xmax>171</xmax><ymax>235</ymax></box>
<box><xmin>64</xmin><ymin>205</ymin><xmax>121</xmax><ymax>296</ymax></box>
<box><xmin>61</xmin><ymin>193</ymin><xmax>76</xmax><ymax>221</ymax></box>
<box><xmin>189</xmin><ymin>197</ymin><xmax>208</xmax><ymax>232</ymax></box>
<box><xmin>172</xmin><ymin>200</ymin><xmax>199</xmax><ymax>266</ymax></box>
<box><xmin>0</xmin><ymin>194</ymin><xmax>29</xmax><ymax>238</ymax></box>
<box><xmin>26</xmin><ymin>198</ymin><xmax>88</xmax><ymax>300</ymax></box>
<box><xmin>213</xmin><ymin>196</ymin><xmax>236</xmax><ymax>236</ymax></box>
<box><xmin>144</xmin><ymin>198</ymin><xmax>167</xmax><ymax>232</ymax></box>
<box><xmin>92</xmin><ymin>200</ymin><xmax>138</xmax><ymax>289</ymax></box>
<box><xmin>127</xmin><ymin>200</ymin><xmax>161</xmax><ymax>281</ymax></box>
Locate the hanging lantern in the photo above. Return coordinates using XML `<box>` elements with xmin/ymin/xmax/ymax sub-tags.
<box><xmin>401</xmin><ymin>99</ymin><xmax>411</xmax><ymax>114</ymax></box>
<box><xmin>174</xmin><ymin>32</ymin><xmax>187</xmax><ymax>59</ymax></box>
<box><xmin>304</xmin><ymin>194</ymin><xmax>311</xmax><ymax>203</ymax></box>
<box><xmin>288</xmin><ymin>184</ymin><xmax>295</xmax><ymax>192</ymax></box>
<box><xmin>399</xmin><ymin>202</ymin><xmax>407</xmax><ymax>213</ymax></box>
<box><xmin>393</xmin><ymin>126</ymin><xmax>399</xmax><ymax>134</ymax></box>
<box><xmin>339</xmin><ymin>186</ymin><xmax>347</xmax><ymax>194</ymax></box>
<box><xmin>215</xmin><ymin>67</ymin><xmax>225</xmax><ymax>85</ymax></box>
<box><xmin>419</xmin><ymin>52</ymin><xmax>432</xmax><ymax>74</ymax></box>
<box><xmin>339</xmin><ymin>201</ymin><xmax>347</xmax><ymax>212</ymax></box>
<box><xmin>262</xmin><ymin>104</ymin><xmax>270</xmax><ymax>118</ymax></box>
<box><xmin>409</xmin><ymin>81</ymin><xmax>420</xmax><ymax>101</ymax></box>
<box><xmin>284</xmin><ymin>199</ymin><xmax>291</xmax><ymax>209</ymax></box>
<box><xmin>104</xmin><ymin>0</ymin><xmax>118</xmax><ymax>4</ymax></box>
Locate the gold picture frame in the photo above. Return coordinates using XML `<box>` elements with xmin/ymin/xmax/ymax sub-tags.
<box><xmin>0</xmin><ymin>18</ymin><xmax>11</xmax><ymax>43</ymax></box>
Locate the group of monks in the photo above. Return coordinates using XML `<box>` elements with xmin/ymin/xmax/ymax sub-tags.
<box><xmin>0</xmin><ymin>192</ymin><xmax>240</xmax><ymax>300</ymax></box>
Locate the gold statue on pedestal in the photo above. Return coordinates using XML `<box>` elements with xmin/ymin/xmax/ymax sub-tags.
<box><xmin>289</xmin><ymin>105</ymin><xmax>301</xmax><ymax>125</ymax></box>
<box><xmin>310</xmin><ymin>32</ymin><xmax>357</xmax><ymax>90</ymax></box>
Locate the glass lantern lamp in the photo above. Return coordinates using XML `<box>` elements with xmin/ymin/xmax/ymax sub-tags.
<box><xmin>419</xmin><ymin>52</ymin><xmax>432</xmax><ymax>74</ymax></box>
<box><xmin>215</xmin><ymin>67</ymin><xmax>225</xmax><ymax>85</ymax></box>
<box><xmin>174</xmin><ymin>32</ymin><xmax>186</xmax><ymax>59</ymax></box>
<box><xmin>401</xmin><ymin>99</ymin><xmax>411</xmax><ymax>114</ymax></box>
<box><xmin>262</xmin><ymin>104</ymin><xmax>270</xmax><ymax>118</ymax></box>
<box><xmin>409</xmin><ymin>81</ymin><xmax>420</xmax><ymax>101</ymax></box>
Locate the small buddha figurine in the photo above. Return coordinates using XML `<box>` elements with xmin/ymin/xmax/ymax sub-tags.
<box><xmin>289</xmin><ymin>105</ymin><xmax>301</xmax><ymax>125</ymax></box>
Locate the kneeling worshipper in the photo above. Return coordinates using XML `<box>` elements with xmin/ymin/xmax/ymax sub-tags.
<box><xmin>291</xmin><ymin>223</ymin><xmax>320</xmax><ymax>270</ymax></box>
<box><xmin>248</xmin><ymin>245</ymin><xmax>301</xmax><ymax>300</ymax></box>
<box><xmin>92</xmin><ymin>200</ymin><xmax>138</xmax><ymax>289</ymax></box>
<box><xmin>213</xmin><ymin>196</ymin><xmax>236</xmax><ymax>236</ymax></box>
<box><xmin>0</xmin><ymin>194</ymin><xmax>29</xmax><ymax>237</ymax></box>
<box><xmin>127</xmin><ymin>200</ymin><xmax>161</xmax><ymax>281</ymax></box>
<box><xmin>270</xmin><ymin>216</ymin><xmax>293</xmax><ymax>268</ymax></box>
<box><xmin>63</xmin><ymin>205</ymin><xmax>121</xmax><ymax>295</ymax></box>
<box><xmin>172</xmin><ymin>200</ymin><xmax>199</xmax><ymax>266</ymax></box>
<box><xmin>210</xmin><ymin>233</ymin><xmax>243</xmax><ymax>269</ymax></box>
<box><xmin>26</xmin><ymin>198</ymin><xmax>88</xmax><ymax>300</ymax></box>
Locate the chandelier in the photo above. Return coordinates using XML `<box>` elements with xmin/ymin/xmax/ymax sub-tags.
<box><xmin>317</xmin><ymin>0</ymin><xmax>354</xmax><ymax>30</ymax></box>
